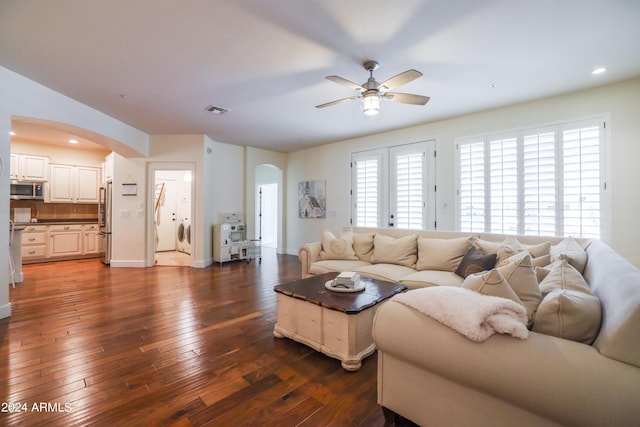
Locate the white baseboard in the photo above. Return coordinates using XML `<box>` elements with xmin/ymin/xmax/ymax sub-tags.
<box><xmin>109</xmin><ymin>259</ymin><xmax>147</xmax><ymax>268</ymax></box>
<box><xmin>0</xmin><ymin>303</ymin><xmax>12</xmax><ymax>319</ymax></box>
<box><xmin>285</xmin><ymin>249</ymin><xmax>298</xmax><ymax>256</ymax></box>
<box><xmin>194</xmin><ymin>258</ymin><xmax>213</xmax><ymax>268</ymax></box>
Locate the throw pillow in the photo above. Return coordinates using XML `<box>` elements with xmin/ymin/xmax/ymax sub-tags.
<box><xmin>497</xmin><ymin>254</ymin><xmax>542</xmax><ymax>324</ymax></box>
<box><xmin>319</xmin><ymin>230</ymin><xmax>358</xmax><ymax>261</ymax></box>
<box><xmin>472</xmin><ymin>237</ymin><xmax>502</xmax><ymax>254</ymax></box>
<box><xmin>462</xmin><ymin>269</ymin><xmax>523</xmax><ymax>305</ymax></box>
<box><xmin>550</xmin><ymin>236</ymin><xmax>588</xmax><ymax>273</ymax></box>
<box><xmin>533</xmin><ymin>289</ymin><xmax>602</xmax><ymax>344</ymax></box>
<box><xmin>538</xmin><ymin>260</ymin><xmax>591</xmax><ymax>297</ymax></box>
<box><xmin>352</xmin><ymin>232</ymin><xmax>375</xmax><ymax>262</ymax></box>
<box><xmin>416</xmin><ymin>236</ymin><xmax>472</xmax><ymax>272</ymax></box>
<box><xmin>372</xmin><ymin>234</ymin><xmax>418</xmax><ymax>268</ymax></box>
<box><xmin>496</xmin><ymin>236</ymin><xmax>523</xmax><ymax>267</ymax></box>
<box><xmin>455</xmin><ymin>246</ymin><xmax>497</xmax><ymax>278</ymax></box>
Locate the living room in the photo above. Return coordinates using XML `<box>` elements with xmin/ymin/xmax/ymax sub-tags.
<box><xmin>1</xmin><ymin>1</ymin><xmax>640</xmax><ymax>425</ymax></box>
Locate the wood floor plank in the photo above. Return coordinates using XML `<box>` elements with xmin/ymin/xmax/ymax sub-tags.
<box><xmin>0</xmin><ymin>252</ymin><xmax>418</xmax><ymax>426</ymax></box>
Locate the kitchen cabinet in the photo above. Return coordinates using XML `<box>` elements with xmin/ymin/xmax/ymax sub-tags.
<box><xmin>48</xmin><ymin>164</ymin><xmax>101</xmax><ymax>203</ymax></box>
<box><xmin>102</xmin><ymin>152</ymin><xmax>114</xmax><ymax>182</ymax></box>
<box><xmin>20</xmin><ymin>222</ymin><xmax>103</xmax><ymax>264</ymax></box>
<box><xmin>82</xmin><ymin>224</ymin><xmax>102</xmax><ymax>255</ymax></box>
<box><xmin>21</xmin><ymin>225</ymin><xmax>47</xmax><ymax>262</ymax></box>
<box><xmin>48</xmin><ymin>224</ymin><xmax>83</xmax><ymax>258</ymax></box>
<box><xmin>10</xmin><ymin>153</ymin><xmax>49</xmax><ymax>181</ymax></box>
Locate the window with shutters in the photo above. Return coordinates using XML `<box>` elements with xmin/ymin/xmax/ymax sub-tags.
<box><xmin>456</xmin><ymin>118</ymin><xmax>607</xmax><ymax>239</ymax></box>
<box><xmin>352</xmin><ymin>141</ymin><xmax>436</xmax><ymax>230</ymax></box>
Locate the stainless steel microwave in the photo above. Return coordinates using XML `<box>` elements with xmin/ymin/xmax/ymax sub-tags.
<box><xmin>10</xmin><ymin>181</ymin><xmax>44</xmax><ymax>200</ymax></box>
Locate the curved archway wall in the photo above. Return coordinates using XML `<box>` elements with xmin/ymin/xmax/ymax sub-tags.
<box><xmin>0</xmin><ymin>66</ymin><xmax>149</xmax><ymax>319</ymax></box>
<box><xmin>245</xmin><ymin>147</ymin><xmax>286</xmax><ymax>253</ymax></box>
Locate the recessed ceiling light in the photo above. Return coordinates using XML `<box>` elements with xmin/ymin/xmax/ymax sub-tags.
<box><xmin>69</xmin><ymin>139</ymin><xmax>79</xmax><ymax>144</ymax></box>
<box><xmin>592</xmin><ymin>67</ymin><xmax>607</xmax><ymax>75</ymax></box>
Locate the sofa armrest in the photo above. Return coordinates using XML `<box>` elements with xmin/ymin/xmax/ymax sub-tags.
<box><xmin>298</xmin><ymin>241</ymin><xmax>322</xmax><ymax>278</ymax></box>
<box><xmin>373</xmin><ymin>300</ymin><xmax>640</xmax><ymax>427</ymax></box>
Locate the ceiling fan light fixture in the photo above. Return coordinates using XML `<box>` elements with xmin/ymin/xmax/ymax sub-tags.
<box><xmin>362</xmin><ymin>91</ymin><xmax>381</xmax><ymax>116</ymax></box>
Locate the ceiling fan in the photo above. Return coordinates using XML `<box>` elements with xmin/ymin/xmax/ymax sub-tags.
<box><xmin>316</xmin><ymin>60</ymin><xmax>430</xmax><ymax>116</ymax></box>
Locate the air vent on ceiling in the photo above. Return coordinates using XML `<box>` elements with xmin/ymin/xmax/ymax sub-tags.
<box><xmin>204</xmin><ymin>104</ymin><xmax>230</xmax><ymax>115</ymax></box>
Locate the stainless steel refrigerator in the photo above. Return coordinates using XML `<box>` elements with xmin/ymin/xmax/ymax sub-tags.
<box><xmin>98</xmin><ymin>180</ymin><xmax>112</xmax><ymax>265</ymax></box>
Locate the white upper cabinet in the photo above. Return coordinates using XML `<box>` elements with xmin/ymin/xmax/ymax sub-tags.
<box><xmin>102</xmin><ymin>152</ymin><xmax>114</xmax><ymax>182</ymax></box>
<box><xmin>48</xmin><ymin>164</ymin><xmax>101</xmax><ymax>203</ymax></box>
<box><xmin>11</xmin><ymin>154</ymin><xmax>49</xmax><ymax>181</ymax></box>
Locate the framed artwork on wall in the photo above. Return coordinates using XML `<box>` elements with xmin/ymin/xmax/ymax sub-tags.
<box><xmin>298</xmin><ymin>180</ymin><xmax>326</xmax><ymax>218</ymax></box>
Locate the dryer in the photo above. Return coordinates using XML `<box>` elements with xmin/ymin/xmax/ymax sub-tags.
<box><xmin>176</xmin><ymin>217</ymin><xmax>191</xmax><ymax>254</ymax></box>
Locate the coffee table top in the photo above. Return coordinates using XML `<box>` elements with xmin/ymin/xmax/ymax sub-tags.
<box><xmin>274</xmin><ymin>273</ymin><xmax>407</xmax><ymax>314</ymax></box>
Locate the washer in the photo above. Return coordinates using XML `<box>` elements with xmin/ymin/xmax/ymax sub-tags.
<box><xmin>176</xmin><ymin>218</ymin><xmax>191</xmax><ymax>254</ymax></box>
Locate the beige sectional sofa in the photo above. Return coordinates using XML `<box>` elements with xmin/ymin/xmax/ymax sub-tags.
<box><xmin>298</xmin><ymin>227</ymin><xmax>640</xmax><ymax>427</ymax></box>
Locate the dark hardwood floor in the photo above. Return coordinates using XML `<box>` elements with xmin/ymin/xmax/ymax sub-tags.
<box><xmin>0</xmin><ymin>250</ymin><xmax>414</xmax><ymax>426</ymax></box>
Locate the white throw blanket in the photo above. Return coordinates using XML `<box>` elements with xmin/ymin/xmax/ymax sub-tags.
<box><xmin>392</xmin><ymin>287</ymin><xmax>529</xmax><ymax>342</ymax></box>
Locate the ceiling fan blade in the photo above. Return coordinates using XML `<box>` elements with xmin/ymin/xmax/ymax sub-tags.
<box><xmin>325</xmin><ymin>75</ymin><xmax>364</xmax><ymax>91</ymax></box>
<box><xmin>379</xmin><ymin>69</ymin><xmax>423</xmax><ymax>91</ymax></box>
<box><xmin>315</xmin><ymin>95</ymin><xmax>360</xmax><ymax>109</ymax></box>
<box><xmin>384</xmin><ymin>92</ymin><xmax>430</xmax><ymax>105</ymax></box>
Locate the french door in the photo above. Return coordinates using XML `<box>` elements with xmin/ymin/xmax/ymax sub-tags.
<box><xmin>351</xmin><ymin>140</ymin><xmax>436</xmax><ymax>230</ymax></box>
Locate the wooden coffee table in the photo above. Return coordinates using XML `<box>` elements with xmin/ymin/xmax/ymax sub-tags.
<box><xmin>273</xmin><ymin>273</ymin><xmax>406</xmax><ymax>371</ymax></box>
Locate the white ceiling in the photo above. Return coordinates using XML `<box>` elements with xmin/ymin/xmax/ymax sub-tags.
<box><xmin>1</xmin><ymin>0</ymin><xmax>640</xmax><ymax>153</ymax></box>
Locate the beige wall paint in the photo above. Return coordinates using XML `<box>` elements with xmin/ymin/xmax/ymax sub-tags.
<box><xmin>285</xmin><ymin>77</ymin><xmax>640</xmax><ymax>266</ymax></box>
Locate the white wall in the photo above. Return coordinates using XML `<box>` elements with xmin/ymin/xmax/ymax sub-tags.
<box><xmin>0</xmin><ymin>66</ymin><xmax>149</xmax><ymax>319</ymax></box>
<box><xmin>285</xmin><ymin>77</ymin><xmax>640</xmax><ymax>267</ymax></box>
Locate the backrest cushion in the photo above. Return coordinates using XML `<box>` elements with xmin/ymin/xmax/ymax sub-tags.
<box><xmin>551</xmin><ymin>236</ymin><xmax>588</xmax><ymax>273</ymax></box>
<box><xmin>372</xmin><ymin>233</ymin><xmax>418</xmax><ymax>268</ymax></box>
<box><xmin>352</xmin><ymin>232</ymin><xmax>375</xmax><ymax>262</ymax></box>
<box><xmin>416</xmin><ymin>236</ymin><xmax>472</xmax><ymax>272</ymax></box>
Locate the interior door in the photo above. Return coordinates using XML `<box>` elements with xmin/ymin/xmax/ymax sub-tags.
<box><xmin>155</xmin><ymin>178</ymin><xmax>177</xmax><ymax>251</ymax></box>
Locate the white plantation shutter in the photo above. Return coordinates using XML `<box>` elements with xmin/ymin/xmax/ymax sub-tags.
<box><xmin>352</xmin><ymin>153</ymin><xmax>382</xmax><ymax>227</ymax></box>
<box><xmin>489</xmin><ymin>136</ymin><xmax>518</xmax><ymax>234</ymax></box>
<box><xmin>391</xmin><ymin>144</ymin><xmax>425</xmax><ymax>229</ymax></box>
<box><xmin>458</xmin><ymin>141</ymin><xmax>486</xmax><ymax>232</ymax></box>
<box><xmin>561</xmin><ymin>123</ymin><xmax>602</xmax><ymax>238</ymax></box>
<box><xmin>522</xmin><ymin>130</ymin><xmax>557</xmax><ymax>236</ymax></box>
<box><xmin>457</xmin><ymin>118</ymin><xmax>605</xmax><ymax>238</ymax></box>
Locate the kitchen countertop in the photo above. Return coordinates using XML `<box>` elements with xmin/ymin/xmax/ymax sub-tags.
<box><xmin>15</xmin><ymin>219</ymin><xmax>99</xmax><ymax>225</ymax></box>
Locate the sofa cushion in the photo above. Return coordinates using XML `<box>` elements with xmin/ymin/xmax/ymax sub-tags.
<box><xmin>538</xmin><ymin>260</ymin><xmax>591</xmax><ymax>296</ymax></box>
<box><xmin>401</xmin><ymin>270</ymin><xmax>465</xmax><ymax>289</ymax></box>
<box><xmin>372</xmin><ymin>233</ymin><xmax>417</xmax><ymax>268</ymax></box>
<box><xmin>455</xmin><ymin>246</ymin><xmax>497</xmax><ymax>278</ymax></box>
<box><xmin>461</xmin><ymin>269</ymin><xmax>523</xmax><ymax>306</ymax></box>
<box><xmin>416</xmin><ymin>236</ymin><xmax>472</xmax><ymax>272</ymax></box>
<box><xmin>534</xmin><ymin>260</ymin><xmax>602</xmax><ymax>344</ymax></box>
<box><xmin>551</xmin><ymin>236</ymin><xmax>587</xmax><ymax>273</ymax></box>
<box><xmin>309</xmin><ymin>260</ymin><xmax>371</xmax><ymax>275</ymax></box>
<box><xmin>533</xmin><ymin>289</ymin><xmax>602</xmax><ymax>344</ymax></box>
<box><xmin>320</xmin><ymin>230</ymin><xmax>358</xmax><ymax>260</ymax></box>
<box><xmin>475</xmin><ymin>237</ymin><xmax>551</xmax><ymax>268</ymax></box>
<box><xmin>497</xmin><ymin>254</ymin><xmax>542</xmax><ymax>323</ymax></box>
<box><xmin>356</xmin><ymin>263</ymin><xmax>416</xmax><ymax>283</ymax></box>
<box><xmin>352</xmin><ymin>232</ymin><xmax>375</xmax><ymax>262</ymax></box>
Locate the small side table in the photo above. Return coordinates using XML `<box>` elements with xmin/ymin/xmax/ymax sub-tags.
<box><xmin>273</xmin><ymin>273</ymin><xmax>406</xmax><ymax>371</ymax></box>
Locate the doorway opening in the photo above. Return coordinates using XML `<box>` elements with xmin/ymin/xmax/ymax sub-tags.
<box><xmin>254</xmin><ymin>164</ymin><xmax>282</xmax><ymax>256</ymax></box>
<box><xmin>153</xmin><ymin>168</ymin><xmax>194</xmax><ymax>266</ymax></box>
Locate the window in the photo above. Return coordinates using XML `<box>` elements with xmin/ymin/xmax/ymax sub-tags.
<box><xmin>456</xmin><ymin>118</ymin><xmax>606</xmax><ymax>238</ymax></box>
<box><xmin>352</xmin><ymin>141</ymin><xmax>436</xmax><ymax>230</ymax></box>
